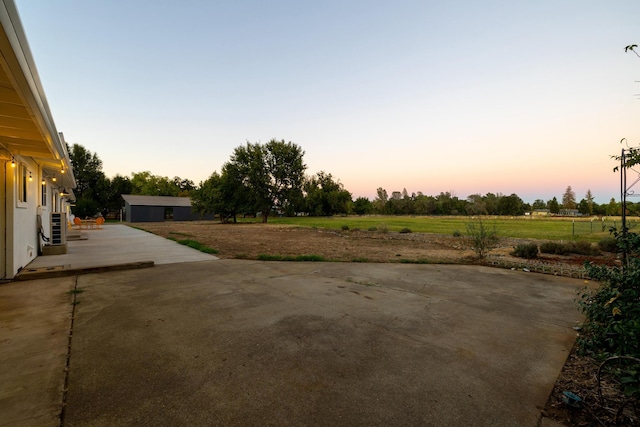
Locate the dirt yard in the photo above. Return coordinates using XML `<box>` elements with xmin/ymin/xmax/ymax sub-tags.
<box><xmin>132</xmin><ymin>221</ymin><xmax>615</xmax><ymax>268</ymax></box>
<box><xmin>133</xmin><ymin>221</ymin><xmax>477</xmax><ymax>263</ymax></box>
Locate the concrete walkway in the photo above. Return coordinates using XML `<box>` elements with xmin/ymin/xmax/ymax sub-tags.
<box><xmin>0</xmin><ymin>224</ymin><xmax>584</xmax><ymax>426</ymax></box>
<box><xmin>20</xmin><ymin>224</ymin><xmax>217</xmax><ymax>278</ymax></box>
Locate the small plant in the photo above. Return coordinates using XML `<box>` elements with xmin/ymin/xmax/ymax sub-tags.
<box><xmin>367</xmin><ymin>227</ymin><xmax>377</xmax><ymax>232</ymax></box>
<box><xmin>66</xmin><ymin>288</ymin><xmax>85</xmax><ymax>295</ymax></box>
<box><xmin>399</xmin><ymin>227</ymin><xmax>412</xmax><ymax>234</ymax></box>
<box><xmin>351</xmin><ymin>257</ymin><xmax>368</xmax><ymax>262</ymax></box>
<box><xmin>377</xmin><ymin>224</ymin><xmax>389</xmax><ymax>233</ymax></box>
<box><xmin>465</xmin><ymin>217</ymin><xmax>499</xmax><ymax>259</ymax></box>
<box><xmin>511</xmin><ymin>243</ymin><xmax>538</xmax><ymax>259</ymax></box>
<box><xmin>452</xmin><ymin>230</ymin><xmax>461</xmax><ymax>237</ymax></box>
<box><xmin>341</xmin><ymin>225</ymin><xmax>350</xmax><ymax>231</ymax></box>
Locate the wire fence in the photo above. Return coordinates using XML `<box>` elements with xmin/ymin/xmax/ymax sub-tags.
<box><xmin>570</xmin><ymin>218</ymin><xmax>639</xmax><ymax>236</ymax></box>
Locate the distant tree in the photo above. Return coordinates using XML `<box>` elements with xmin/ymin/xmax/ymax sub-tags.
<box><xmin>607</xmin><ymin>198</ymin><xmax>621</xmax><ymax>216</ymax></box>
<box><xmin>547</xmin><ymin>197</ymin><xmax>560</xmax><ymax>214</ymax></box>
<box><xmin>105</xmin><ymin>174</ymin><xmax>132</xmax><ymax>216</ymax></box>
<box><xmin>352</xmin><ymin>197</ymin><xmax>373</xmax><ymax>215</ymax></box>
<box><xmin>173</xmin><ymin>177</ymin><xmax>196</xmax><ymax>196</ymax></box>
<box><xmin>585</xmin><ymin>189</ymin><xmax>595</xmax><ymax>215</ymax></box>
<box><xmin>497</xmin><ymin>193</ymin><xmax>525</xmax><ymax>216</ymax></box>
<box><xmin>414</xmin><ymin>193</ymin><xmax>436</xmax><ymax>215</ymax></box>
<box><xmin>578</xmin><ymin>198</ymin><xmax>590</xmax><ymax>215</ymax></box>
<box><xmin>562</xmin><ymin>186</ymin><xmax>577</xmax><ymax>209</ymax></box>
<box><xmin>532</xmin><ymin>199</ymin><xmax>546</xmax><ymax>210</ymax></box>
<box><xmin>484</xmin><ymin>193</ymin><xmax>499</xmax><ymax>215</ymax></box>
<box><xmin>226</xmin><ymin>139</ymin><xmax>306</xmax><ymax>222</ymax></box>
<box><xmin>131</xmin><ymin>171</ymin><xmax>180</xmax><ymax>196</ymax></box>
<box><xmin>373</xmin><ymin>187</ymin><xmax>388</xmax><ymax>214</ymax></box>
<box><xmin>303</xmin><ymin>171</ymin><xmax>352</xmax><ymax>216</ymax></box>
<box><xmin>68</xmin><ymin>143</ymin><xmax>109</xmax><ymax>217</ymax></box>
<box><xmin>466</xmin><ymin>194</ymin><xmax>487</xmax><ymax>215</ymax></box>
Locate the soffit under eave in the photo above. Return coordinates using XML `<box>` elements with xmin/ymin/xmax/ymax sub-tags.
<box><xmin>0</xmin><ymin>3</ymin><xmax>67</xmax><ymax>163</ymax></box>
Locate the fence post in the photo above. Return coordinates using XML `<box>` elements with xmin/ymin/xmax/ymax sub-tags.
<box><xmin>572</xmin><ymin>219</ymin><xmax>575</xmax><ymax>236</ymax></box>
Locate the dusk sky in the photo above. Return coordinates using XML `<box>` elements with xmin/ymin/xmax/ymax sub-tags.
<box><xmin>14</xmin><ymin>0</ymin><xmax>640</xmax><ymax>204</ymax></box>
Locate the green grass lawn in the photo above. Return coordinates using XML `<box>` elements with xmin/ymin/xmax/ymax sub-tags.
<box><xmin>236</xmin><ymin>215</ymin><xmax>636</xmax><ymax>242</ymax></box>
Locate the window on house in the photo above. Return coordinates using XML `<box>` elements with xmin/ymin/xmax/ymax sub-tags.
<box><xmin>41</xmin><ymin>180</ymin><xmax>47</xmax><ymax>206</ymax></box>
<box><xmin>18</xmin><ymin>163</ymin><xmax>27</xmax><ymax>204</ymax></box>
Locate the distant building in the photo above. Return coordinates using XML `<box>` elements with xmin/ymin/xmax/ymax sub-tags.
<box><xmin>122</xmin><ymin>195</ymin><xmax>214</xmax><ymax>222</ymax></box>
<box><xmin>532</xmin><ymin>209</ymin><xmax>550</xmax><ymax>217</ymax></box>
<box><xmin>558</xmin><ymin>209</ymin><xmax>580</xmax><ymax>217</ymax></box>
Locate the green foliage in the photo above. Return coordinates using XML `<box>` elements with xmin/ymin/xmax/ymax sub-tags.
<box><xmin>227</xmin><ymin>139</ymin><xmax>306</xmax><ymax>222</ymax></box>
<box><xmin>130</xmin><ymin>171</ymin><xmax>190</xmax><ymax>197</ymax></box>
<box><xmin>398</xmin><ymin>227</ymin><xmax>412</xmax><ymax>234</ymax></box>
<box><xmin>579</xmin><ymin>228</ymin><xmax>640</xmax><ymax>361</ymax></box>
<box><xmin>174</xmin><ymin>239</ymin><xmax>218</xmax><ymax>254</ymax></box>
<box><xmin>304</xmin><ymin>171</ymin><xmax>352</xmax><ymax>216</ymax></box>
<box><xmin>259</xmin><ymin>216</ymin><xmax>615</xmax><ymax>241</ymax></box>
<box><xmin>540</xmin><ymin>241</ymin><xmax>568</xmax><ymax>255</ymax></box>
<box><xmin>511</xmin><ymin>243</ymin><xmax>538</xmax><ymax>259</ymax></box>
<box><xmin>367</xmin><ymin>226</ymin><xmax>377</xmax><ymax>231</ymax></box>
<box><xmin>540</xmin><ymin>241</ymin><xmax>599</xmax><ymax>256</ymax></box>
<box><xmin>452</xmin><ymin>230</ymin><xmax>461</xmax><ymax>237</ymax></box>
<box><xmin>69</xmin><ymin>143</ymin><xmax>110</xmax><ymax>216</ymax></box>
<box><xmin>465</xmin><ymin>217</ymin><xmax>499</xmax><ymax>259</ymax></box>
<box><xmin>341</xmin><ymin>225</ymin><xmax>349</xmax><ymax>231</ymax></box>
<box><xmin>598</xmin><ymin>237</ymin><xmax>618</xmax><ymax>253</ymax></box>
<box><xmin>73</xmin><ymin>197</ymin><xmax>99</xmax><ymax>218</ymax></box>
<box><xmin>352</xmin><ymin>197</ymin><xmax>373</xmax><ymax>215</ymax></box>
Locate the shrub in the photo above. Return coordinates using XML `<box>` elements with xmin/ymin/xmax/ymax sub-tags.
<box><xmin>377</xmin><ymin>224</ymin><xmax>389</xmax><ymax>233</ymax></box>
<box><xmin>541</xmin><ymin>241</ymin><xmax>599</xmax><ymax>256</ymax></box>
<box><xmin>540</xmin><ymin>241</ymin><xmax>568</xmax><ymax>255</ymax></box>
<box><xmin>466</xmin><ymin>217</ymin><xmax>499</xmax><ymax>259</ymax></box>
<box><xmin>341</xmin><ymin>225</ymin><xmax>349</xmax><ymax>231</ymax></box>
<box><xmin>399</xmin><ymin>227</ymin><xmax>412</xmax><ymax>234</ymax></box>
<box><xmin>452</xmin><ymin>230</ymin><xmax>461</xmax><ymax>237</ymax></box>
<box><xmin>367</xmin><ymin>227</ymin><xmax>377</xmax><ymax>232</ymax></box>
<box><xmin>511</xmin><ymin>243</ymin><xmax>538</xmax><ymax>259</ymax></box>
<box><xmin>598</xmin><ymin>237</ymin><xmax>618</xmax><ymax>253</ymax></box>
<box><xmin>579</xmin><ymin>229</ymin><xmax>640</xmax><ymax>362</ymax></box>
<box><xmin>567</xmin><ymin>241</ymin><xmax>599</xmax><ymax>256</ymax></box>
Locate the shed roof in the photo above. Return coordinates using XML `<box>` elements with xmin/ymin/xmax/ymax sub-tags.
<box><xmin>122</xmin><ymin>194</ymin><xmax>192</xmax><ymax>207</ymax></box>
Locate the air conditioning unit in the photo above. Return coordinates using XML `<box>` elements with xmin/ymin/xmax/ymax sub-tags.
<box><xmin>50</xmin><ymin>212</ymin><xmax>66</xmax><ymax>245</ymax></box>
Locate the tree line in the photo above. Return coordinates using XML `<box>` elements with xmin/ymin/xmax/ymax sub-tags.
<box><xmin>68</xmin><ymin>140</ymin><xmax>634</xmax><ymax>220</ymax></box>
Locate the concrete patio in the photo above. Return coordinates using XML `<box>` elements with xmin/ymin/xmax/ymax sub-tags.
<box><xmin>0</xmin><ymin>224</ymin><xmax>583</xmax><ymax>426</ymax></box>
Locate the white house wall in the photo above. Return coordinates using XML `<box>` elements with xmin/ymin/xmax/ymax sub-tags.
<box><xmin>5</xmin><ymin>155</ymin><xmax>41</xmax><ymax>276</ymax></box>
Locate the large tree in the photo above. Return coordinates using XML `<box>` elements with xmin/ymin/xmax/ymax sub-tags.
<box><xmin>130</xmin><ymin>171</ymin><xmax>192</xmax><ymax>196</ymax></box>
<box><xmin>227</xmin><ymin>139</ymin><xmax>306</xmax><ymax>222</ymax></box>
<box><xmin>68</xmin><ymin>143</ymin><xmax>109</xmax><ymax>217</ymax></box>
<box><xmin>304</xmin><ymin>171</ymin><xmax>352</xmax><ymax>216</ymax></box>
<box><xmin>584</xmin><ymin>189</ymin><xmax>594</xmax><ymax>215</ymax></box>
<box><xmin>562</xmin><ymin>185</ymin><xmax>577</xmax><ymax>209</ymax></box>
